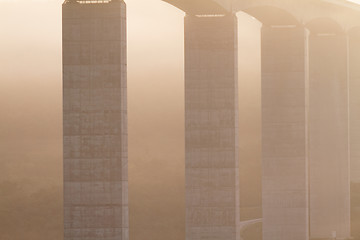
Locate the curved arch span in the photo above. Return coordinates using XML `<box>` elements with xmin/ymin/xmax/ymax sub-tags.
<box><xmin>306</xmin><ymin>17</ymin><xmax>344</xmax><ymax>34</ymax></box>
<box><xmin>161</xmin><ymin>0</ymin><xmax>230</xmax><ymax>15</ymax></box>
<box><xmin>241</xmin><ymin>5</ymin><xmax>300</xmax><ymax>26</ymax></box>
<box><xmin>349</xmin><ymin>25</ymin><xmax>360</xmax><ymax>38</ymax></box>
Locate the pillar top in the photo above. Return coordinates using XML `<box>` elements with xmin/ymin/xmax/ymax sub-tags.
<box><xmin>162</xmin><ymin>0</ymin><xmax>233</xmax><ymax>15</ymax></box>
<box><xmin>63</xmin><ymin>0</ymin><xmax>123</xmax><ymax>4</ymax></box>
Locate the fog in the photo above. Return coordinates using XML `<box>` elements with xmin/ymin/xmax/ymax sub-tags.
<box><xmin>0</xmin><ymin>0</ymin><xmax>261</xmax><ymax>239</ymax></box>
<box><xmin>3</xmin><ymin>0</ymin><xmax>360</xmax><ymax>240</ymax></box>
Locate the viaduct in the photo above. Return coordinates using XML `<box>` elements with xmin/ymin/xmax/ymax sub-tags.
<box><xmin>62</xmin><ymin>0</ymin><xmax>360</xmax><ymax>239</ymax></box>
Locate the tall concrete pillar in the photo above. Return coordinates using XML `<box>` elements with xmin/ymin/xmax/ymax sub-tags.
<box><xmin>184</xmin><ymin>14</ymin><xmax>240</xmax><ymax>240</ymax></box>
<box><xmin>308</xmin><ymin>28</ymin><xmax>350</xmax><ymax>239</ymax></box>
<box><xmin>349</xmin><ymin>28</ymin><xmax>360</xmax><ymax>239</ymax></box>
<box><xmin>261</xmin><ymin>25</ymin><xmax>309</xmax><ymax>240</ymax></box>
<box><xmin>62</xmin><ymin>1</ymin><xmax>128</xmax><ymax>239</ymax></box>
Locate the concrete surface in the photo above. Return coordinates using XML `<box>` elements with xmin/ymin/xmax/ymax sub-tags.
<box><xmin>308</xmin><ymin>27</ymin><xmax>350</xmax><ymax>240</ymax></box>
<box><xmin>62</xmin><ymin>1</ymin><xmax>128</xmax><ymax>239</ymax></box>
<box><xmin>184</xmin><ymin>14</ymin><xmax>240</xmax><ymax>240</ymax></box>
<box><xmin>261</xmin><ymin>24</ymin><xmax>309</xmax><ymax>240</ymax></box>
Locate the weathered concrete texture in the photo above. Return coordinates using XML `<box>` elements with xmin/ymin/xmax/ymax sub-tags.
<box><xmin>349</xmin><ymin>30</ymin><xmax>360</xmax><ymax>184</ymax></box>
<box><xmin>62</xmin><ymin>1</ymin><xmax>128</xmax><ymax>240</ymax></box>
<box><xmin>308</xmin><ymin>32</ymin><xmax>350</xmax><ymax>240</ymax></box>
<box><xmin>261</xmin><ymin>25</ymin><xmax>309</xmax><ymax>240</ymax></box>
<box><xmin>184</xmin><ymin>14</ymin><xmax>240</xmax><ymax>240</ymax></box>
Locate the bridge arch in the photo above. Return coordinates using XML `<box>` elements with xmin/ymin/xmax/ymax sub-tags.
<box><xmin>306</xmin><ymin>17</ymin><xmax>345</xmax><ymax>34</ymax></box>
<box><xmin>349</xmin><ymin>25</ymin><xmax>360</xmax><ymax>37</ymax></box>
<box><xmin>241</xmin><ymin>5</ymin><xmax>299</xmax><ymax>26</ymax></box>
<box><xmin>161</xmin><ymin>0</ymin><xmax>230</xmax><ymax>15</ymax></box>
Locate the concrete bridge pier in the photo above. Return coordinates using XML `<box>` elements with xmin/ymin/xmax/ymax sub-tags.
<box><xmin>308</xmin><ymin>20</ymin><xmax>350</xmax><ymax>240</ymax></box>
<box><xmin>261</xmin><ymin>24</ymin><xmax>310</xmax><ymax>240</ymax></box>
<box><xmin>184</xmin><ymin>14</ymin><xmax>240</xmax><ymax>240</ymax></box>
<box><xmin>62</xmin><ymin>1</ymin><xmax>128</xmax><ymax>240</ymax></box>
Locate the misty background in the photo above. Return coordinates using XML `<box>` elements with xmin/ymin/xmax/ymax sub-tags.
<box><xmin>0</xmin><ymin>0</ymin><xmax>262</xmax><ymax>239</ymax></box>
